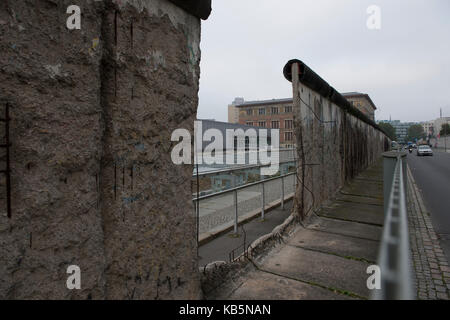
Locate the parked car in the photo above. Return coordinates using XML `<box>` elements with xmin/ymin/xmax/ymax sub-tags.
<box><xmin>416</xmin><ymin>145</ymin><xmax>433</xmax><ymax>156</ymax></box>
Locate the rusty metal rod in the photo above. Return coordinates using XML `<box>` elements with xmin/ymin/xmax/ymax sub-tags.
<box><xmin>5</xmin><ymin>103</ymin><xmax>11</xmax><ymax>218</ymax></box>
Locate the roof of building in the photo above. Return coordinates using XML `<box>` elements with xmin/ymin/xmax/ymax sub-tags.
<box><xmin>198</xmin><ymin>118</ymin><xmax>275</xmax><ymax>132</ymax></box>
<box><xmin>235</xmin><ymin>98</ymin><xmax>293</xmax><ymax>107</ymax></box>
<box><xmin>342</xmin><ymin>92</ymin><xmax>377</xmax><ymax>110</ymax></box>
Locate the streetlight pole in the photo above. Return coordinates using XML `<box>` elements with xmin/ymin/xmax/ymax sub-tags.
<box><xmin>445</xmin><ymin>125</ymin><xmax>448</xmax><ymax>153</ymax></box>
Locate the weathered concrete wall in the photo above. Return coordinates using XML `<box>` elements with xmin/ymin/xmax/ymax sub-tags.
<box><xmin>0</xmin><ymin>0</ymin><xmax>202</xmax><ymax>299</ymax></box>
<box><xmin>291</xmin><ymin>71</ymin><xmax>389</xmax><ymax>219</ymax></box>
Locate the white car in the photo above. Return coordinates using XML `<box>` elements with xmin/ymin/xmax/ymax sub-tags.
<box><xmin>416</xmin><ymin>145</ymin><xmax>433</xmax><ymax>156</ymax></box>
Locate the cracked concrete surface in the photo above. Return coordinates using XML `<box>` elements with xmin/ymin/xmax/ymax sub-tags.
<box><xmin>205</xmin><ymin>161</ymin><xmax>385</xmax><ymax>300</ymax></box>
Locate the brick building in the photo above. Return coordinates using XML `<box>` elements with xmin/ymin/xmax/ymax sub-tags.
<box><xmin>341</xmin><ymin>92</ymin><xmax>377</xmax><ymax>121</ymax></box>
<box><xmin>230</xmin><ymin>92</ymin><xmax>377</xmax><ymax>148</ymax></box>
<box><xmin>234</xmin><ymin>98</ymin><xmax>294</xmax><ymax>148</ymax></box>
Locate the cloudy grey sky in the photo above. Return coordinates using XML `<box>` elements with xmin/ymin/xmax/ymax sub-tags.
<box><xmin>197</xmin><ymin>0</ymin><xmax>450</xmax><ymax>123</ymax></box>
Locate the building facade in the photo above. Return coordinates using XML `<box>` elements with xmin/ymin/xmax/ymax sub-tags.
<box><xmin>421</xmin><ymin>121</ymin><xmax>435</xmax><ymax>137</ymax></box>
<box><xmin>235</xmin><ymin>98</ymin><xmax>295</xmax><ymax>148</ymax></box>
<box><xmin>227</xmin><ymin>97</ymin><xmax>244</xmax><ymax>123</ymax></box>
<box><xmin>198</xmin><ymin>119</ymin><xmax>276</xmax><ymax>152</ymax></box>
<box><xmin>233</xmin><ymin>93</ymin><xmax>377</xmax><ymax>148</ymax></box>
<box><xmin>377</xmin><ymin>120</ymin><xmax>417</xmax><ymax>143</ymax></box>
<box><xmin>435</xmin><ymin>117</ymin><xmax>450</xmax><ymax>136</ymax></box>
<box><xmin>342</xmin><ymin>92</ymin><xmax>377</xmax><ymax>121</ymax></box>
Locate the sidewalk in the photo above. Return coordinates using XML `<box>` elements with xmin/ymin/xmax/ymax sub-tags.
<box><xmin>204</xmin><ymin>161</ymin><xmax>385</xmax><ymax>300</ymax></box>
<box><xmin>202</xmin><ymin>158</ymin><xmax>450</xmax><ymax>300</ymax></box>
<box><xmin>407</xmin><ymin>166</ymin><xmax>450</xmax><ymax>300</ymax></box>
<box><xmin>199</xmin><ymin>201</ymin><xmax>293</xmax><ymax>267</ymax></box>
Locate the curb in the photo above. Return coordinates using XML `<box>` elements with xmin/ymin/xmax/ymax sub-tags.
<box><xmin>407</xmin><ymin>165</ymin><xmax>428</xmax><ymax>216</ymax></box>
<box><xmin>406</xmin><ymin>164</ymin><xmax>450</xmax><ymax>300</ymax></box>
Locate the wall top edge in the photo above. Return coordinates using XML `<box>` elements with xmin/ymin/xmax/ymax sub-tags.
<box><xmin>168</xmin><ymin>0</ymin><xmax>212</xmax><ymax>20</ymax></box>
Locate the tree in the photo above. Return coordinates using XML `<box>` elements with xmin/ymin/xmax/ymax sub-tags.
<box><xmin>378</xmin><ymin>122</ymin><xmax>397</xmax><ymax>141</ymax></box>
<box><xmin>407</xmin><ymin>124</ymin><xmax>425</xmax><ymax>142</ymax></box>
<box><xmin>440</xmin><ymin>123</ymin><xmax>450</xmax><ymax>137</ymax></box>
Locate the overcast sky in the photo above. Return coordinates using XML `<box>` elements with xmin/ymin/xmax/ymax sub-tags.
<box><xmin>197</xmin><ymin>0</ymin><xmax>450</xmax><ymax>123</ymax></box>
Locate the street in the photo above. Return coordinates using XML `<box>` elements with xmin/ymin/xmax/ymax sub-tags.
<box><xmin>407</xmin><ymin>149</ymin><xmax>450</xmax><ymax>264</ymax></box>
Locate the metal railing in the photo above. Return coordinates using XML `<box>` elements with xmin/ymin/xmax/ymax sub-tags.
<box><xmin>229</xmin><ymin>225</ymin><xmax>248</xmax><ymax>262</ymax></box>
<box><xmin>0</xmin><ymin>103</ymin><xmax>11</xmax><ymax>218</ymax></box>
<box><xmin>193</xmin><ymin>148</ymin><xmax>296</xmax><ymax>177</ymax></box>
<box><xmin>193</xmin><ymin>160</ymin><xmax>297</xmax><ymax>239</ymax></box>
<box><xmin>374</xmin><ymin>152</ymin><xmax>413</xmax><ymax>299</ymax></box>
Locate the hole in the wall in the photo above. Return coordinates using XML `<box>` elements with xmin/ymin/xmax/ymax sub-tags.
<box><xmin>114</xmin><ymin>163</ymin><xmax>117</xmax><ymax>200</ymax></box>
<box><xmin>130</xmin><ymin>166</ymin><xmax>133</xmax><ymax>190</ymax></box>
<box><xmin>114</xmin><ymin>67</ymin><xmax>117</xmax><ymax>99</ymax></box>
<box><xmin>130</xmin><ymin>20</ymin><xmax>134</xmax><ymax>48</ymax></box>
<box><xmin>114</xmin><ymin>11</ymin><xmax>118</xmax><ymax>46</ymax></box>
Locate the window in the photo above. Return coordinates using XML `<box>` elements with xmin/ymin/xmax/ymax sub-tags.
<box><xmin>258</xmin><ymin>108</ymin><xmax>266</xmax><ymax>115</ymax></box>
<box><xmin>246</xmin><ymin>121</ymin><xmax>253</xmax><ymax>126</ymax></box>
<box><xmin>285</xmin><ymin>119</ymin><xmax>293</xmax><ymax>129</ymax></box>
<box><xmin>284</xmin><ymin>131</ymin><xmax>293</xmax><ymax>141</ymax></box>
<box><xmin>271</xmin><ymin>121</ymin><xmax>279</xmax><ymax>129</ymax></box>
<box><xmin>285</xmin><ymin>106</ymin><xmax>293</xmax><ymax>113</ymax></box>
<box><xmin>258</xmin><ymin>121</ymin><xmax>266</xmax><ymax>128</ymax></box>
<box><xmin>271</xmin><ymin>107</ymin><xmax>279</xmax><ymax>115</ymax></box>
<box><xmin>246</xmin><ymin>108</ymin><xmax>253</xmax><ymax>116</ymax></box>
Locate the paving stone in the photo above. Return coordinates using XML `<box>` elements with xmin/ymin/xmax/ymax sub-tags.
<box><xmin>433</xmin><ymin>279</ymin><xmax>444</xmax><ymax>286</ymax></box>
<box><xmin>440</xmin><ymin>266</ymin><xmax>450</xmax><ymax>272</ymax></box>
<box><xmin>430</xmin><ymin>262</ymin><xmax>439</xmax><ymax>269</ymax></box>
<box><xmin>436</xmin><ymin>292</ymin><xmax>448</xmax><ymax>300</ymax></box>
<box><xmin>260</xmin><ymin>245</ymin><xmax>370</xmax><ymax>298</ymax></box>
<box><xmin>227</xmin><ymin>270</ymin><xmax>354</xmax><ymax>300</ymax></box>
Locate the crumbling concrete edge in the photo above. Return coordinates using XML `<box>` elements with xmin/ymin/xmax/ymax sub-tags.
<box><xmin>198</xmin><ymin>193</ymin><xmax>295</xmax><ymax>247</ymax></box>
<box><xmin>198</xmin><ymin>184</ymin><xmax>345</xmax><ymax>298</ymax></box>
<box><xmin>242</xmin><ymin>194</ymin><xmax>331</xmax><ymax>263</ymax></box>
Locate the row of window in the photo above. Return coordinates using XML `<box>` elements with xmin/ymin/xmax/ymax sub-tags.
<box><xmin>246</xmin><ymin>106</ymin><xmax>293</xmax><ymax>116</ymax></box>
<box><xmin>284</xmin><ymin>131</ymin><xmax>293</xmax><ymax>141</ymax></box>
<box><xmin>246</xmin><ymin>119</ymin><xmax>293</xmax><ymax>129</ymax></box>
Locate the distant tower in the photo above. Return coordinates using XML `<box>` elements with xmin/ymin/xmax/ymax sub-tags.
<box><xmin>441</xmin><ymin>108</ymin><xmax>443</xmax><ymax>119</ymax></box>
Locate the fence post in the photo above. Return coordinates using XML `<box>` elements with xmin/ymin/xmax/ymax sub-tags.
<box><xmin>261</xmin><ymin>179</ymin><xmax>265</xmax><ymax>220</ymax></box>
<box><xmin>375</xmin><ymin>151</ymin><xmax>412</xmax><ymax>300</ymax></box>
<box><xmin>281</xmin><ymin>175</ymin><xmax>285</xmax><ymax>210</ymax></box>
<box><xmin>294</xmin><ymin>168</ymin><xmax>297</xmax><ymax>191</ymax></box>
<box><xmin>193</xmin><ymin>199</ymin><xmax>199</xmax><ymax>249</ymax></box>
<box><xmin>233</xmin><ymin>174</ymin><xmax>238</xmax><ymax>234</ymax></box>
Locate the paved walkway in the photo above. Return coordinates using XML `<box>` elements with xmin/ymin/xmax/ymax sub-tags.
<box><xmin>199</xmin><ymin>201</ymin><xmax>293</xmax><ymax>267</ymax></box>
<box><xmin>203</xmin><ymin>159</ymin><xmax>450</xmax><ymax>300</ymax></box>
<box><xmin>407</xmin><ymin>166</ymin><xmax>450</xmax><ymax>300</ymax></box>
<box><xmin>206</xmin><ymin>161</ymin><xmax>385</xmax><ymax>300</ymax></box>
<box><xmin>198</xmin><ymin>175</ymin><xmax>295</xmax><ymax>234</ymax></box>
